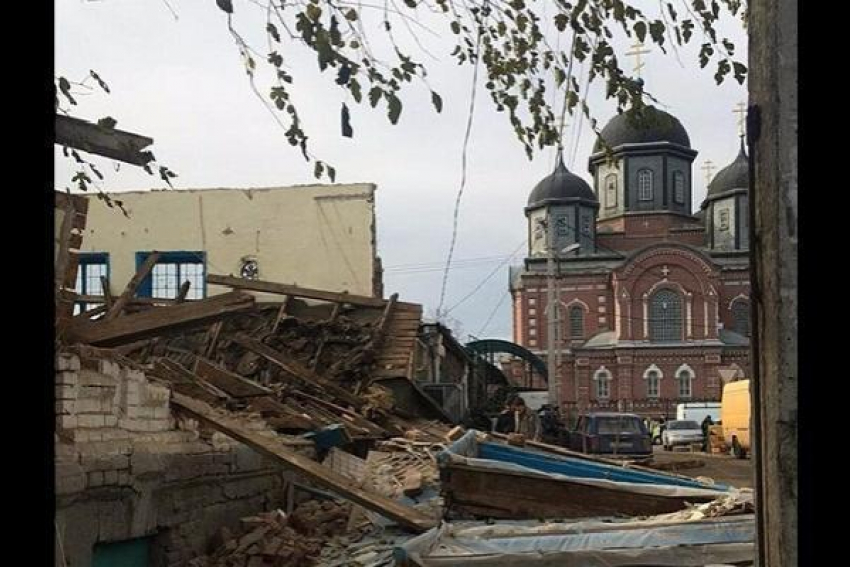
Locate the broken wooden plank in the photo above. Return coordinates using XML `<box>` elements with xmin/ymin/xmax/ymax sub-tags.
<box><xmin>194</xmin><ymin>356</ymin><xmax>273</xmax><ymax>398</ymax></box>
<box><xmin>67</xmin><ymin>291</ymin><xmax>255</xmax><ymax>346</ymax></box>
<box><xmin>170</xmin><ymin>392</ymin><xmax>436</xmax><ymax>533</ymax></box>
<box><xmin>100</xmin><ymin>276</ymin><xmax>113</xmax><ymax>309</ymax></box>
<box><xmin>207</xmin><ymin>274</ymin><xmax>387</xmax><ymax>308</ymax></box>
<box><xmin>55</xmin><ymin>114</ymin><xmax>154</xmax><ymax>166</ymax></box>
<box><xmin>232</xmin><ymin>334</ymin><xmax>364</xmax><ymax>409</ymax></box>
<box><xmin>203</xmin><ymin>321</ymin><xmax>224</xmax><ymax>359</ymax></box>
<box><xmin>103</xmin><ymin>251</ymin><xmax>161</xmax><ymax>321</ymax></box>
<box><xmin>270</xmin><ymin>296</ymin><xmax>292</xmax><ymax>334</ymax></box>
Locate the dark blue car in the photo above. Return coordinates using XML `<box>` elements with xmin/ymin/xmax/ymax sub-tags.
<box><xmin>568</xmin><ymin>412</ymin><xmax>652</xmax><ymax>460</ymax></box>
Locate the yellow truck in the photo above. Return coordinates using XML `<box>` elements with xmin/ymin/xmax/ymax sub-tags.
<box><xmin>720</xmin><ymin>379</ymin><xmax>751</xmax><ymax>458</ymax></box>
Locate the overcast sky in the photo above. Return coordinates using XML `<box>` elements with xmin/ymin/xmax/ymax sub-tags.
<box><xmin>55</xmin><ymin>1</ymin><xmax>748</xmax><ymax>342</ymax></box>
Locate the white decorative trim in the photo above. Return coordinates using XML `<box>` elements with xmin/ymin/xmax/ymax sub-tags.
<box><xmin>564</xmin><ymin>298</ymin><xmax>590</xmax><ymax>311</ymax></box>
<box><xmin>643</xmin><ymin>364</ymin><xmax>663</xmax><ymax>379</ymax></box>
<box><xmin>593</xmin><ymin>366</ymin><xmax>612</xmax><ymax>381</ymax></box>
<box><xmin>646</xmin><ymin>278</ymin><xmax>688</xmax><ymax>297</ymax></box>
<box><xmin>675</xmin><ymin>363</ymin><xmax>695</xmax><ymax>377</ymax></box>
<box><xmin>727</xmin><ymin>293</ymin><xmax>750</xmax><ymax>310</ymax></box>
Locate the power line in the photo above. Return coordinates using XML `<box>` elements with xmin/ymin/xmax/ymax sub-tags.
<box><xmin>444</xmin><ymin>240</ymin><xmax>526</xmax><ymax>314</ymax></box>
<box><xmin>436</xmin><ymin>5</ymin><xmax>487</xmax><ymax>320</ymax></box>
<box><xmin>478</xmin><ymin>290</ymin><xmax>511</xmax><ymax>336</ymax></box>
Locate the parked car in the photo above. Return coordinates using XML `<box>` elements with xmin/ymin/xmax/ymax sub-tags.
<box><xmin>721</xmin><ymin>380</ymin><xmax>751</xmax><ymax>458</ymax></box>
<box><xmin>661</xmin><ymin>420</ymin><xmax>704</xmax><ymax>450</ymax></box>
<box><xmin>567</xmin><ymin>412</ymin><xmax>652</xmax><ymax>459</ymax></box>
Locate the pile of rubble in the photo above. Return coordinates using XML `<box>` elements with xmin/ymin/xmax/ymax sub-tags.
<box><xmin>190</xmin><ymin>501</ymin><xmax>356</xmax><ymax>567</ymax></box>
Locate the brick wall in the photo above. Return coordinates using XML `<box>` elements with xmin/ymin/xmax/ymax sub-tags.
<box><xmin>55</xmin><ymin>352</ymin><xmax>313</xmax><ymax>567</ymax></box>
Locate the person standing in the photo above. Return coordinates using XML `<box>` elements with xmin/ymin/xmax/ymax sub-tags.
<box><xmin>512</xmin><ymin>397</ymin><xmax>541</xmax><ymax>441</ymax></box>
<box><xmin>701</xmin><ymin>415</ymin><xmax>714</xmax><ymax>452</ymax></box>
<box><xmin>494</xmin><ymin>395</ymin><xmax>518</xmax><ymax>433</ymax></box>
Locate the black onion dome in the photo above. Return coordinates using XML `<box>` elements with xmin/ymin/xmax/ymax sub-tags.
<box><xmin>527</xmin><ymin>153</ymin><xmax>596</xmax><ymax>208</ymax></box>
<box><xmin>707</xmin><ymin>138</ymin><xmax>749</xmax><ymax>198</ymax></box>
<box><xmin>593</xmin><ymin>105</ymin><xmax>691</xmax><ymax>153</ymax></box>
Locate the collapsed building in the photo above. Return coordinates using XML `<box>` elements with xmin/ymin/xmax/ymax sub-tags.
<box><xmin>54</xmin><ymin>188</ymin><xmax>755</xmax><ymax>567</ymax></box>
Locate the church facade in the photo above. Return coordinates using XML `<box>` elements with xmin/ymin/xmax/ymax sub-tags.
<box><xmin>509</xmin><ymin>105</ymin><xmax>751</xmax><ymax>419</ymax></box>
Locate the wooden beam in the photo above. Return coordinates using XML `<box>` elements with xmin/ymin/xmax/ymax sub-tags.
<box><xmin>207</xmin><ymin>274</ymin><xmax>387</xmax><ymax>308</ymax></box>
<box><xmin>170</xmin><ymin>392</ymin><xmax>435</xmax><ymax>532</ymax></box>
<box><xmin>100</xmin><ymin>276</ymin><xmax>113</xmax><ymax>310</ymax></box>
<box><xmin>232</xmin><ymin>334</ymin><xmax>364</xmax><ymax>410</ymax></box>
<box><xmin>270</xmin><ymin>296</ymin><xmax>291</xmax><ymax>334</ymax></box>
<box><xmin>310</xmin><ymin>302</ymin><xmax>342</xmax><ymax>370</ymax></box>
<box><xmin>104</xmin><ymin>251</ymin><xmax>161</xmax><ymax>321</ymax></box>
<box><xmin>67</xmin><ymin>291</ymin><xmax>255</xmax><ymax>346</ymax></box>
<box><xmin>194</xmin><ymin>356</ymin><xmax>273</xmax><ymax>398</ymax></box>
<box><xmin>55</xmin><ymin>114</ymin><xmax>154</xmax><ymax>166</ymax></box>
<box><xmin>203</xmin><ymin>321</ymin><xmax>224</xmax><ymax>359</ymax></box>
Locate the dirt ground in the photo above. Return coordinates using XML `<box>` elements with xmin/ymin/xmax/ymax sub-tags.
<box><xmin>649</xmin><ymin>445</ymin><xmax>753</xmax><ymax>488</ymax></box>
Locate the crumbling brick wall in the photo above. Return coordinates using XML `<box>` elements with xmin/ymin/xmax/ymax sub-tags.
<box><xmin>55</xmin><ymin>352</ymin><xmax>312</xmax><ymax>567</ymax></box>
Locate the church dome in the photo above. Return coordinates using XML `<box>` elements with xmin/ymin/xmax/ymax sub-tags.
<box><xmin>707</xmin><ymin>139</ymin><xmax>749</xmax><ymax>198</ymax></box>
<box><xmin>527</xmin><ymin>154</ymin><xmax>596</xmax><ymax>208</ymax></box>
<box><xmin>593</xmin><ymin>105</ymin><xmax>691</xmax><ymax>153</ymax></box>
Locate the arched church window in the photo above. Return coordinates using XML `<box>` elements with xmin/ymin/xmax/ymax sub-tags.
<box><xmin>605</xmin><ymin>174</ymin><xmax>617</xmax><ymax>208</ymax></box>
<box><xmin>719</xmin><ymin>210</ymin><xmax>730</xmax><ymax>230</ymax></box>
<box><xmin>569</xmin><ymin>305</ymin><xmax>584</xmax><ymax>338</ymax></box>
<box><xmin>673</xmin><ymin>171</ymin><xmax>685</xmax><ymax>204</ymax></box>
<box><xmin>646</xmin><ymin>369</ymin><xmax>660</xmax><ymax>398</ymax></box>
<box><xmin>638</xmin><ymin>169</ymin><xmax>654</xmax><ymax>201</ymax></box>
<box><xmin>594</xmin><ymin>368</ymin><xmax>612</xmax><ymax>400</ymax></box>
<box><xmin>649</xmin><ymin>289</ymin><xmax>683</xmax><ymax>342</ymax></box>
<box><xmin>677</xmin><ymin>367</ymin><xmax>694</xmax><ymax>398</ymax></box>
<box><xmin>732</xmin><ymin>299</ymin><xmax>751</xmax><ymax>337</ymax></box>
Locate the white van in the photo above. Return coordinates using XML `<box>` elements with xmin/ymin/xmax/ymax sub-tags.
<box><xmin>676</xmin><ymin>402</ymin><xmax>721</xmax><ymax>424</ymax></box>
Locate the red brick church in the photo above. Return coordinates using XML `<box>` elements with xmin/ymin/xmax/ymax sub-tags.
<box><xmin>509</xmin><ymin>104</ymin><xmax>751</xmax><ymax>419</ymax></box>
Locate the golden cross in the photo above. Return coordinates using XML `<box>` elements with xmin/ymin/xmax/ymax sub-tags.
<box><xmin>701</xmin><ymin>160</ymin><xmax>717</xmax><ymax>186</ymax></box>
<box><xmin>732</xmin><ymin>102</ymin><xmax>747</xmax><ymax>136</ymax></box>
<box><xmin>625</xmin><ymin>42</ymin><xmax>651</xmax><ymax>78</ymax></box>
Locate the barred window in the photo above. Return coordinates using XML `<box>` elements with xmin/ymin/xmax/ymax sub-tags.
<box><xmin>74</xmin><ymin>252</ymin><xmax>109</xmax><ymax>315</ymax></box>
<box><xmin>673</xmin><ymin>171</ymin><xmax>685</xmax><ymax>203</ymax></box>
<box><xmin>647</xmin><ymin>370</ymin><xmax>660</xmax><ymax>398</ymax></box>
<box><xmin>638</xmin><ymin>169</ymin><xmax>654</xmax><ymax>201</ymax></box>
<box><xmin>595</xmin><ymin>368</ymin><xmax>612</xmax><ymax>400</ymax></box>
<box><xmin>649</xmin><ymin>289</ymin><xmax>683</xmax><ymax>342</ymax></box>
<box><xmin>569</xmin><ymin>305</ymin><xmax>584</xmax><ymax>338</ymax></box>
<box><xmin>677</xmin><ymin>369</ymin><xmax>693</xmax><ymax>398</ymax></box>
<box><xmin>732</xmin><ymin>299</ymin><xmax>751</xmax><ymax>336</ymax></box>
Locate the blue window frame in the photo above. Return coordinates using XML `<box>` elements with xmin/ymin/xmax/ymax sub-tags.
<box><xmin>136</xmin><ymin>251</ymin><xmax>206</xmax><ymax>300</ymax></box>
<box><xmin>74</xmin><ymin>252</ymin><xmax>109</xmax><ymax>315</ymax></box>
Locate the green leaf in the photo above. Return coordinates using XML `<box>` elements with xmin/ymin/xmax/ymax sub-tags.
<box><xmin>58</xmin><ymin>77</ymin><xmax>77</xmax><ymax>106</ymax></box>
<box><xmin>89</xmin><ymin>70</ymin><xmax>110</xmax><ymax>93</ymax></box>
<box><xmin>431</xmin><ymin>91</ymin><xmax>443</xmax><ymax>113</ymax></box>
<box><xmin>268</xmin><ymin>52</ymin><xmax>283</xmax><ymax>68</ymax></box>
<box><xmin>387</xmin><ymin>93</ymin><xmax>402</xmax><ymax>124</ymax></box>
<box><xmin>666</xmin><ymin>3</ymin><xmax>677</xmax><ymax>21</ymax></box>
<box><xmin>314</xmin><ymin>161</ymin><xmax>324</xmax><ymax>179</ymax></box>
<box><xmin>350</xmin><ymin>79</ymin><xmax>362</xmax><ymax>103</ymax></box>
<box><xmin>215</xmin><ymin>0</ymin><xmax>233</xmax><ymax>15</ymax></box>
<box><xmin>554</xmin><ymin>14</ymin><xmax>568</xmax><ymax>32</ymax></box>
<box><xmin>327</xmin><ymin>165</ymin><xmax>336</xmax><ymax>183</ymax></box>
<box><xmin>634</xmin><ymin>21</ymin><xmax>647</xmax><ymax>43</ymax></box>
<box><xmin>345</xmin><ymin>9</ymin><xmax>358</xmax><ymax>21</ymax></box>
<box><xmin>403</xmin><ymin>0</ymin><xmax>417</xmax><ymax>7</ymax></box>
<box><xmin>306</xmin><ymin>4</ymin><xmax>322</xmax><ymax>22</ymax></box>
<box><xmin>341</xmin><ymin>103</ymin><xmax>353</xmax><ymax>138</ymax></box>
<box><xmin>450</xmin><ymin>21</ymin><xmax>461</xmax><ymax>34</ymax></box>
<box><xmin>368</xmin><ymin>86</ymin><xmax>382</xmax><ymax>108</ymax></box>
<box><xmin>266</xmin><ymin>23</ymin><xmax>281</xmax><ymax>42</ymax></box>
<box><xmin>649</xmin><ymin>21</ymin><xmax>665</xmax><ymax>45</ymax></box>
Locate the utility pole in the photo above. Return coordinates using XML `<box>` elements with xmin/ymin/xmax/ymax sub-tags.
<box><xmin>546</xmin><ymin>216</ymin><xmax>559</xmax><ymax>408</ymax></box>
